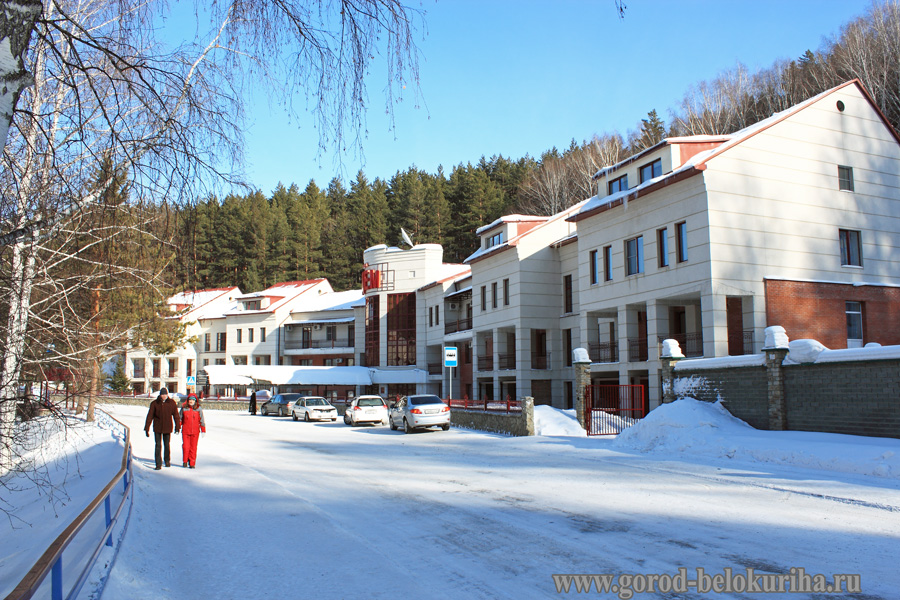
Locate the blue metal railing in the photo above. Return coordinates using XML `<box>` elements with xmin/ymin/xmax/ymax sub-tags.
<box><xmin>5</xmin><ymin>409</ymin><xmax>133</xmax><ymax>600</ymax></box>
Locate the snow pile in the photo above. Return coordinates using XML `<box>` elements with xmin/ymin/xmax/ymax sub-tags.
<box><xmin>614</xmin><ymin>399</ymin><xmax>900</xmax><ymax>480</ymax></box>
<box><xmin>783</xmin><ymin>338</ymin><xmax>828</xmax><ymax>364</ymax></box>
<box><xmin>1</xmin><ymin>412</ymin><xmax>125</xmax><ymax>599</ymax></box>
<box><xmin>533</xmin><ymin>405</ymin><xmax>586</xmax><ymax>437</ymax></box>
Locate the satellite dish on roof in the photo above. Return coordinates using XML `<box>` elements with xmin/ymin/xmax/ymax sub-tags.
<box><xmin>401</xmin><ymin>228</ymin><xmax>414</xmax><ymax>247</ymax></box>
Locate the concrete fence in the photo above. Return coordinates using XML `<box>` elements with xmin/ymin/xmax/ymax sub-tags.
<box><xmin>450</xmin><ymin>397</ymin><xmax>535</xmax><ymax>436</ymax></box>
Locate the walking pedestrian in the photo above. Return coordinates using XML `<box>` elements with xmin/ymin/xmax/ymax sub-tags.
<box><xmin>249</xmin><ymin>390</ymin><xmax>257</xmax><ymax>415</ymax></box>
<box><xmin>179</xmin><ymin>394</ymin><xmax>206</xmax><ymax>468</ymax></box>
<box><xmin>144</xmin><ymin>388</ymin><xmax>181</xmax><ymax>470</ymax></box>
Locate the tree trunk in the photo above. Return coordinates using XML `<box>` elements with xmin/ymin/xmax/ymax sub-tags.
<box><xmin>0</xmin><ymin>0</ymin><xmax>41</xmax><ymax>148</ymax></box>
<box><xmin>0</xmin><ymin>241</ymin><xmax>36</xmax><ymax>472</ymax></box>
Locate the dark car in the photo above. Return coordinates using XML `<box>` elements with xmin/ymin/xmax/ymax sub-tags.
<box><xmin>260</xmin><ymin>393</ymin><xmax>301</xmax><ymax>417</ymax></box>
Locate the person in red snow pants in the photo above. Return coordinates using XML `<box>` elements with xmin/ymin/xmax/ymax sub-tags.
<box><xmin>179</xmin><ymin>395</ymin><xmax>206</xmax><ymax>468</ymax></box>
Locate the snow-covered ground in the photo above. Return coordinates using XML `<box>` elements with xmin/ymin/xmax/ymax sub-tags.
<box><xmin>3</xmin><ymin>400</ymin><xmax>900</xmax><ymax>599</ymax></box>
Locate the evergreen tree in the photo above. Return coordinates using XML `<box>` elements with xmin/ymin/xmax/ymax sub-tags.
<box><xmin>631</xmin><ymin>109</ymin><xmax>667</xmax><ymax>152</ymax></box>
<box><xmin>106</xmin><ymin>356</ymin><xmax>132</xmax><ymax>393</ymax></box>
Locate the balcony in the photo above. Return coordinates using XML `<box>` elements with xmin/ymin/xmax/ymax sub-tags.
<box><xmin>444</xmin><ymin>317</ymin><xmax>473</xmax><ymax>335</ymax></box>
<box><xmin>628</xmin><ymin>338</ymin><xmax>648</xmax><ymax>362</ymax></box>
<box><xmin>531</xmin><ymin>354</ymin><xmax>549</xmax><ymax>370</ymax></box>
<box><xmin>588</xmin><ymin>342</ymin><xmax>618</xmax><ymax>364</ymax></box>
<box><xmin>284</xmin><ymin>338</ymin><xmax>353</xmax><ymax>350</ymax></box>
<box><xmin>133</xmin><ymin>369</ymin><xmax>146</xmax><ymax>379</ymax></box>
<box><xmin>657</xmin><ymin>332</ymin><xmax>703</xmax><ymax>358</ymax></box>
<box><xmin>497</xmin><ymin>352</ymin><xmax>515</xmax><ymax>370</ymax></box>
<box><xmin>427</xmin><ymin>363</ymin><xmax>443</xmax><ymax>375</ymax></box>
<box><xmin>477</xmin><ymin>355</ymin><xmax>493</xmax><ymax>371</ymax></box>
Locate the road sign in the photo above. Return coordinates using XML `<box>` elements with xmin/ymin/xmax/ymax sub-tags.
<box><xmin>186</xmin><ymin>376</ymin><xmax>196</xmax><ymax>386</ymax></box>
<box><xmin>444</xmin><ymin>346</ymin><xmax>458</xmax><ymax>368</ymax></box>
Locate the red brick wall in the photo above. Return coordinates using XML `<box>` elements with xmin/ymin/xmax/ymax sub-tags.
<box><xmin>765</xmin><ymin>280</ymin><xmax>900</xmax><ymax>348</ymax></box>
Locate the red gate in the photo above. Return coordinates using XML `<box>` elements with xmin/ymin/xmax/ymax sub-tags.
<box><xmin>584</xmin><ymin>385</ymin><xmax>646</xmax><ymax>436</ymax></box>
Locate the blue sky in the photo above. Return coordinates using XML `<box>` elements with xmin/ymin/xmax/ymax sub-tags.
<box><xmin>235</xmin><ymin>0</ymin><xmax>874</xmax><ymax>195</ymax></box>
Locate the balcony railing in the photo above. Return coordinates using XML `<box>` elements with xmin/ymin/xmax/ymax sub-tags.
<box><xmin>427</xmin><ymin>363</ymin><xmax>443</xmax><ymax>375</ymax></box>
<box><xmin>743</xmin><ymin>330</ymin><xmax>754</xmax><ymax>354</ymax></box>
<box><xmin>444</xmin><ymin>317</ymin><xmax>473</xmax><ymax>335</ymax></box>
<box><xmin>531</xmin><ymin>354</ymin><xmax>549</xmax><ymax>370</ymax></box>
<box><xmin>477</xmin><ymin>355</ymin><xmax>493</xmax><ymax>371</ymax></box>
<box><xmin>284</xmin><ymin>338</ymin><xmax>353</xmax><ymax>350</ymax></box>
<box><xmin>588</xmin><ymin>342</ymin><xmax>618</xmax><ymax>363</ymax></box>
<box><xmin>132</xmin><ymin>370</ymin><xmax>145</xmax><ymax>379</ymax></box>
<box><xmin>628</xmin><ymin>338</ymin><xmax>648</xmax><ymax>362</ymax></box>
<box><xmin>658</xmin><ymin>332</ymin><xmax>704</xmax><ymax>358</ymax></box>
<box><xmin>497</xmin><ymin>352</ymin><xmax>515</xmax><ymax>370</ymax></box>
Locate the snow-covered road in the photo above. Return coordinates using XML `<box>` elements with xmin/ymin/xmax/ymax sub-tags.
<box><xmin>99</xmin><ymin>404</ymin><xmax>900</xmax><ymax>599</ymax></box>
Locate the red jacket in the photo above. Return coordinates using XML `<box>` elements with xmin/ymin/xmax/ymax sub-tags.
<box><xmin>179</xmin><ymin>405</ymin><xmax>206</xmax><ymax>435</ymax></box>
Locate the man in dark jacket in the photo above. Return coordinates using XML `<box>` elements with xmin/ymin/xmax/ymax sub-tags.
<box><xmin>144</xmin><ymin>387</ymin><xmax>181</xmax><ymax>470</ymax></box>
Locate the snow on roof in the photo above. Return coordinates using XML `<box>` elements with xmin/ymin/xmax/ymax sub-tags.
<box><xmin>226</xmin><ymin>280</ymin><xmax>326</xmax><ymax>315</ymax></box>
<box><xmin>579</xmin><ymin>81</ymin><xmax>873</xmax><ymax>221</ymax></box>
<box><xmin>168</xmin><ymin>287</ymin><xmax>241</xmax><ymax>321</ymax></box>
<box><xmin>476</xmin><ymin>215</ymin><xmax>549</xmax><ymax>236</ymax></box>
<box><xmin>674</xmin><ymin>341</ymin><xmax>900</xmax><ymax>371</ymax></box>
<box><xmin>290</xmin><ymin>289</ymin><xmax>363</xmax><ymax>314</ymax></box>
<box><xmin>203</xmin><ymin>365</ymin><xmax>427</xmax><ymax>386</ymax></box>
<box><xmin>466</xmin><ymin>200</ymin><xmax>588</xmax><ymax>264</ymax></box>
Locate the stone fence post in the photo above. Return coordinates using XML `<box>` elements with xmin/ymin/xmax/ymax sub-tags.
<box><xmin>763</xmin><ymin>325</ymin><xmax>790</xmax><ymax>431</ymax></box>
<box><xmin>573</xmin><ymin>348</ymin><xmax>591</xmax><ymax>429</ymax></box>
<box><xmin>522</xmin><ymin>396</ymin><xmax>535</xmax><ymax>436</ymax></box>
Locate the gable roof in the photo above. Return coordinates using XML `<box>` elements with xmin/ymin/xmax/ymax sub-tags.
<box><xmin>571</xmin><ymin>79</ymin><xmax>900</xmax><ymax>223</ymax></box>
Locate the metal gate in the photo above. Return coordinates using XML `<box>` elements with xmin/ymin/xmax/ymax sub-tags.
<box><xmin>584</xmin><ymin>385</ymin><xmax>646</xmax><ymax>436</ymax></box>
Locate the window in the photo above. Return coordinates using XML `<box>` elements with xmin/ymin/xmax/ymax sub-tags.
<box><xmin>503</xmin><ymin>279</ymin><xmax>510</xmax><ymax>305</ymax></box>
<box><xmin>640</xmin><ymin>159</ymin><xmax>662</xmax><ymax>183</ymax></box>
<box><xmin>168</xmin><ymin>358</ymin><xmax>178</xmax><ymax>375</ymax></box>
<box><xmin>486</xmin><ymin>232</ymin><xmax>504</xmax><ymax>248</ymax></box>
<box><xmin>151</xmin><ymin>358</ymin><xmax>160</xmax><ymax>378</ymax></box>
<box><xmin>564</xmin><ymin>329</ymin><xmax>573</xmax><ymax>367</ymax></box>
<box><xmin>435</xmin><ymin>305</ymin><xmax>440</xmax><ymax>325</ymax></box>
<box><xmin>204</xmin><ymin>333</ymin><xmax>211</xmax><ymax>352</ymax></box>
<box><xmin>232</xmin><ymin>355</ymin><xmax>248</xmax><ymax>365</ymax></box>
<box><xmin>216</xmin><ymin>332</ymin><xmax>227</xmax><ymax>352</ymax></box>
<box><xmin>839</xmin><ymin>229</ymin><xmax>862</xmax><ymax>266</ymax></box>
<box><xmin>676</xmin><ymin>221</ymin><xmax>688</xmax><ymax>263</ymax></box>
<box><xmin>589</xmin><ymin>249</ymin><xmax>599</xmax><ymax>285</ymax></box>
<box><xmin>625</xmin><ymin>236</ymin><xmax>644</xmax><ymax>276</ymax></box>
<box><xmin>260</xmin><ymin>327</ymin><xmax>266</xmax><ymax>342</ymax></box>
<box><xmin>248</xmin><ymin>328</ymin><xmax>254</xmax><ymax>343</ymax></box>
<box><xmin>838</xmin><ymin>165</ymin><xmax>854</xmax><ymax>191</ymax></box>
<box><xmin>215</xmin><ymin>358</ymin><xmax>226</xmax><ymax>365</ymax></box>
<box><xmin>846</xmin><ymin>301</ymin><xmax>863</xmax><ymax>348</ymax></box>
<box><xmin>326</xmin><ymin>325</ymin><xmax>336</xmax><ymax>341</ymax></box>
<box><xmin>603</xmin><ymin>245</ymin><xmax>613</xmax><ymax>281</ymax></box>
<box><xmin>563</xmin><ymin>274</ymin><xmax>573</xmax><ymax>313</ymax></box>
<box><xmin>429</xmin><ymin>306</ymin><xmax>433</xmax><ymax>327</ymax></box>
<box><xmin>492</xmin><ymin>282</ymin><xmax>498</xmax><ymax>309</ymax></box>
<box><xmin>608</xmin><ymin>174</ymin><xmax>628</xmax><ymax>195</ymax></box>
<box><xmin>657</xmin><ymin>228</ymin><xmax>668</xmax><ymax>268</ymax></box>
<box><xmin>481</xmin><ymin>286</ymin><xmax>487</xmax><ymax>311</ymax></box>
<box><xmin>236</xmin><ymin>329</ymin><xmax>242</xmax><ymax>343</ymax></box>
<box><xmin>186</xmin><ymin>359</ymin><xmax>193</xmax><ymax>377</ymax></box>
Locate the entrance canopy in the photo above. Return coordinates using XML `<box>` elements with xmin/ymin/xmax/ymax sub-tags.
<box><xmin>203</xmin><ymin>365</ymin><xmax>427</xmax><ymax>387</ymax></box>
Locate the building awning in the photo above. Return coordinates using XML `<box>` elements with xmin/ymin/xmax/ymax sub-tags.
<box><xmin>203</xmin><ymin>365</ymin><xmax>427</xmax><ymax>387</ymax></box>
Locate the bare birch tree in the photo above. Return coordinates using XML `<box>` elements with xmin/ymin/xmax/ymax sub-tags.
<box><xmin>0</xmin><ymin>0</ymin><xmax>422</xmax><ymax>474</ymax></box>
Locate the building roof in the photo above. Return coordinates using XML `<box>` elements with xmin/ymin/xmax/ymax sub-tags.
<box><xmin>572</xmin><ymin>79</ymin><xmax>900</xmax><ymax>223</ymax></box>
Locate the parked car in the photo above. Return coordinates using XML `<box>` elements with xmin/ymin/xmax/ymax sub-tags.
<box><xmin>344</xmin><ymin>395</ymin><xmax>388</xmax><ymax>426</ymax></box>
<box><xmin>261</xmin><ymin>393</ymin><xmax>302</xmax><ymax>417</ymax></box>
<box><xmin>388</xmin><ymin>394</ymin><xmax>450</xmax><ymax>433</ymax></box>
<box><xmin>292</xmin><ymin>396</ymin><xmax>338</xmax><ymax>422</ymax></box>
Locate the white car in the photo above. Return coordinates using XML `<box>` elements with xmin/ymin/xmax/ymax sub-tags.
<box><xmin>292</xmin><ymin>396</ymin><xmax>338</xmax><ymax>422</ymax></box>
<box><xmin>343</xmin><ymin>395</ymin><xmax>388</xmax><ymax>426</ymax></box>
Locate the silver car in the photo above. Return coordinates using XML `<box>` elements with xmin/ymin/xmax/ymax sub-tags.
<box><xmin>292</xmin><ymin>396</ymin><xmax>338</xmax><ymax>422</ymax></box>
<box><xmin>388</xmin><ymin>394</ymin><xmax>451</xmax><ymax>433</ymax></box>
<box><xmin>344</xmin><ymin>395</ymin><xmax>388</xmax><ymax>426</ymax></box>
<box><xmin>261</xmin><ymin>393</ymin><xmax>301</xmax><ymax>417</ymax></box>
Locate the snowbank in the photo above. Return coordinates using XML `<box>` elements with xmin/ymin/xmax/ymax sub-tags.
<box><xmin>614</xmin><ymin>399</ymin><xmax>900</xmax><ymax>480</ymax></box>
<box><xmin>533</xmin><ymin>405</ymin><xmax>586</xmax><ymax>437</ymax></box>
